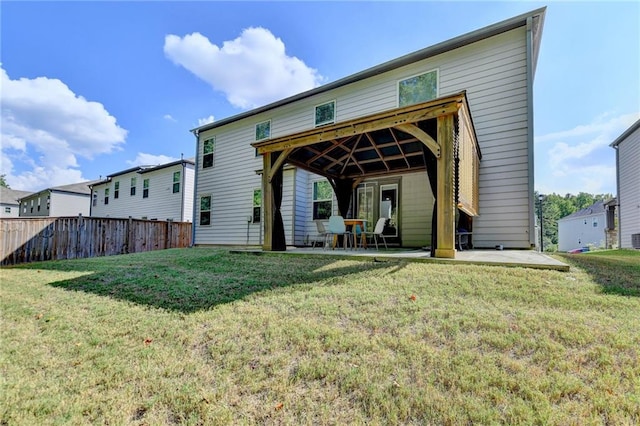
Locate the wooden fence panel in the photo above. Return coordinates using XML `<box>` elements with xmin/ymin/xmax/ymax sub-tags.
<box><xmin>0</xmin><ymin>216</ymin><xmax>192</xmax><ymax>266</ymax></box>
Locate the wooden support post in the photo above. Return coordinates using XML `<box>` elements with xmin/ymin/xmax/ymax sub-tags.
<box><xmin>262</xmin><ymin>152</ymin><xmax>273</xmax><ymax>250</ymax></box>
<box><xmin>435</xmin><ymin>114</ymin><xmax>456</xmax><ymax>258</ymax></box>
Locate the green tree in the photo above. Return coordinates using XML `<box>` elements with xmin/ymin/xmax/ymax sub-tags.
<box><xmin>0</xmin><ymin>174</ymin><xmax>9</xmax><ymax>188</ymax></box>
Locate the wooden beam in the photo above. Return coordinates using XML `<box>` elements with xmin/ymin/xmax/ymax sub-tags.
<box><xmin>393</xmin><ymin>123</ymin><xmax>440</xmax><ymax>158</ymax></box>
<box><xmin>365</xmin><ymin>133</ymin><xmax>390</xmax><ymax>171</ymax></box>
<box><xmin>389</xmin><ymin>128</ymin><xmax>411</xmax><ymax>169</ymax></box>
<box><xmin>262</xmin><ymin>152</ymin><xmax>273</xmax><ymax>250</ymax></box>
<box><xmin>255</xmin><ymin>100</ymin><xmax>459</xmax><ymax>154</ymax></box>
<box><xmin>267</xmin><ymin>148</ymin><xmax>292</xmax><ymax>183</ymax></box>
<box><xmin>435</xmin><ymin>114</ymin><xmax>456</xmax><ymax>259</ymax></box>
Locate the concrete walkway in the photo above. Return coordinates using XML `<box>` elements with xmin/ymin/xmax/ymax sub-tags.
<box><xmin>239</xmin><ymin>247</ymin><xmax>569</xmax><ymax>271</ymax></box>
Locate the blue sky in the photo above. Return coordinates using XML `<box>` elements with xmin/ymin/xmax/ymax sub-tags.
<box><xmin>1</xmin><ymin>1</ymin><xmax>638</xmax><ymax>196</ymax></box>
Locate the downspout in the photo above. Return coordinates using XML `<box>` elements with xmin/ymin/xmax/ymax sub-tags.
<box><xmin>525</xmin><ymin>16</ymin><xmax>536</xmax><ymax>247</ymax></box>
<box><xmin>190</xmin><ymin>130</ymin><xmax>200</xmax><ymax>247</ymax></box>
<box><xmin>614</xmin><ymin>144</ymin><xmax>621</xmax><ymax>248</ymax></box>
<box><xmin>180</xmin><ymin>154</ymin><xmax>185</xmax><ymax>222</ymax></box>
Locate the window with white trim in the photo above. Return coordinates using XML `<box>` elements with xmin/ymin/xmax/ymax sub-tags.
<box><xmin>172</xmin><ymin>171</ymin><xmax>181</xmax><ymax>193</ymax></box>
<box><xmin>143</xmin><ymin>179</ymin><xmax>149</xmax><ymax>198</ymax></box>
<box><xmin>252</xmin><ymin>189</ymin><xmax>262</xmax><ymax>223</ymax></box>
<box><xmin>200</xmin><ymin>195</ymin><xmax>211</xmax><ymax>226</ymax></box>
<box><xmin>203</xmin><ymin>137</ymin><xmax>215</xmax><ymax>168</ymax></box>
<box><xmin>104</xmin><ymin>188</ymin><xmax>109</xmax><ymax>205</ymax></box>
<box><xmin>114</xmin><ymin>181</ymin><xmax>120</xmax><ymax>199</ymax></box>
<box><xmin>315</xmin><ymin>100</ymin><xmax>336</xmax><ymax>127</ymax></box>
<box><xmin>255</xmin><ymin>120</ymin><xmax>271</xmax><ymax>141</ymax></box>
<box><xmin>130</xmin><ymin>177</ymin><xmax>137</xmax><ymax>196</ymax></box>
<box><xmin>5</xmin><ymin>207</ymin><xmax>11</xmax><ymax>213</ymax></box>
<box><xmin>313</xmin><ymin>180</ymin><xmax>333</xmax><ymax>220</ymax></box>
<box><xmin>92</xmin><ymin>192</ymin><xmax>97</xmax><ymax>207</ymax></box>
<box><xmin>398</xmin><ymin>69</ymin><xmax>438</xmax><ymax>107</ymax></box>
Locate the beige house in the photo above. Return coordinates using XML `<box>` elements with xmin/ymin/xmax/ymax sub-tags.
<box><xmin>611</xmin><ymin>119</ymin><xmax>640</xmax><ymax>248</ymax></box>
<box><xmin>191</xmin><ymin>8</ymin><xmax>546</xmax><ymax>258</ymax></box>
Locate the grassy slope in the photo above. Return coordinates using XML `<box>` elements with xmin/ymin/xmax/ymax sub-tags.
<box><xmin>1</xmin><ymin>248</ymin><xmax>639</xmax><ymax>425</ymax></box>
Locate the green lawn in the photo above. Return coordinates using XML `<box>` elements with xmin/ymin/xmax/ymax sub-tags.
<box><xmin>1</xmin><ymin>248</ymin><xmax>639</xmax><ymax>425</ymax></box>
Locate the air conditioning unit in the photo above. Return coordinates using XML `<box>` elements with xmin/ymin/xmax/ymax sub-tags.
<box><xmin>632</xmin><ymin>233</ymin><xmax>640</xmax><ymax>249</ymax></box>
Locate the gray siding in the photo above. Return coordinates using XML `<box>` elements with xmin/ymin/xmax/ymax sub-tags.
<box><xmin>617</xmin><ymin>128</ymin><xmax>640</xmax><ymax>248</ymax></box>
<box><xmin>196</xmin><ymin>27</ymin><xmax>533</xmax><ymax>248</ymax></box>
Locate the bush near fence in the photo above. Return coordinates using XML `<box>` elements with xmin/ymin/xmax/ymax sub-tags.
<box><xmin>0</xmin><ymin>216</ymin><xmax>191</xmax><ymax>265</ymax></box>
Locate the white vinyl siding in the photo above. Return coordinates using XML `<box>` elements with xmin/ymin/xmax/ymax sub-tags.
<box><xmin>617</xmin><ymin>127</ymin><xmax>640</xmax><ymax>248</ymax></box>
<box><xmin>90</xmin><ymin>163</ymin><xmax>194</xmax><ymax>222</ymax></box>
<box><xmin>195</xmin><ymin>27</ymin><xmax>533</xmax><ymax>248</ymax></box>
<box><xmin>49</xmin><ymin>192</ymin><xmax>90</xmax><ymax>217</ymax></box>
<box><xmin>558</xmin><ymin>213</ymin><xmax>607</xmax><ymax>252</ymax></box>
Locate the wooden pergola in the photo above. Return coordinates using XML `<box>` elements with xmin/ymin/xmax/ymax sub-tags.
<box><xmin>252</xmin><ymin>91</ymin><xmax>481</xmax><ymax>258</ymax></box>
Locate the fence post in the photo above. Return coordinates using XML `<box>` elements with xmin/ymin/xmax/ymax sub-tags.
<box><xmin>166</xmin><ymin>219</ymin><xmax>172</xmax><ymax>249</ymax></box>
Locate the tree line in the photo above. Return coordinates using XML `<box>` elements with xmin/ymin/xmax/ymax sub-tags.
<box><xmin>534</xmin><ymin>191</ymin><xmax>614</xmax><ymax>252</ymax></box>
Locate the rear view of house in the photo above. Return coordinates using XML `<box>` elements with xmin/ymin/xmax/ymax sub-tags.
<box><xmin>0</xmin><ymin>187</ymin><xmax>32</xmax><ymax>218</ymax></box>
<box><xmin>18</xmin><ymin>182</ymin><xmax>95</xmax><ymax>217</ymax></box>
<box><xmin>611</xmin><ymin>119</ymin><xmax>640</xmax><ymax>249</ymax></box>
<box><xmin>90</xmin><ymin>159</ymin><xmax>195</xmax><ymax>222</ymax></box>
<box><xmin>191</xmin><ymin>8</ymin><xmax>546</xmax><ymax>257</ymax></box>
<box><xmin>557</xmin><ymin>200</ymin><xmax>617</xmax><ymax>252</ymax></box>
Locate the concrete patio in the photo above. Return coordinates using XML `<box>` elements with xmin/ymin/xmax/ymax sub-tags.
<box><xmin>232</xmin><ymin>247</ymin><xmax>570</xmax><ymax>272</ymax></box>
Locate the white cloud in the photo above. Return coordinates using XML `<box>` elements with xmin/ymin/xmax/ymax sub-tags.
<box><xmin>197</xmin><ymin>115</ymin><xmax>215</xmax><ymax>126</ymax></box>
<box><xmin>0</xmin><ymin>66</ymin><xmax>127</xmax><ymax>191</ymax></box>
<box><xmin>163</xmin><ymin>114</ymin><xmax>177</xmax><ymax>122</ymax></box>
<box><xmin>164</xmin><ymin>27</ymin><xmax>324</xmax><ymax>109</ymax></box>
<box><xmin>535</xmin><ymin>111</ymin><xmax>639</xmax><ymax>196</ymax></box>
<box><xmin>126</xmin><ymin>152</ymin><xmax>178</xmax><ymax>167</ymax></box>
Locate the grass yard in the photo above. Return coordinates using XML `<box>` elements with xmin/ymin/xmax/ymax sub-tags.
<box><xmin>1</xmin><ymin>248</ymin><xmax>639</xmax><ymax>425</ymax></box>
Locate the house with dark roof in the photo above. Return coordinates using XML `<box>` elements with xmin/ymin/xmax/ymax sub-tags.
<box><xmin>189</xmin><ymin>8</ymin><xmax>546</xmax><ymax>257</ymax></box>
<box><xmin>610</xmin><ymin>119</ymin><xmax>640</xmax><ymax>249</ymax></box>
<box><xmin>557</xmin><ymin>200</ymin><xmax>617</xmax><ymax>252</ymax></box>
<box><xmin>18</xmin><ymin>181</ymin><xmax>97</xmax><ymax>217</ymax></box>
<box><xmin>0</xmin><ymin>187</ymin><xmax>33</xmax><ymax>218</ymax></box>
<box><xmin>89</xmin><ymin>159</ymin><xmax>195</xmax><ymax>222</ymax></box>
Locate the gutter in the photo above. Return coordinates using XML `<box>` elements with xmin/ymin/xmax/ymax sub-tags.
<box><xmin>526</xmin><ymin>16</ymin><xmax>536</xmax><ymax>247</ymax></box>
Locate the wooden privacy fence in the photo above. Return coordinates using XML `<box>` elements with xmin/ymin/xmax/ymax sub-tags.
<box><xmin>0</xmin><ymin>216</ymin><xmax>192</xmax><ymax>265</ymax></box>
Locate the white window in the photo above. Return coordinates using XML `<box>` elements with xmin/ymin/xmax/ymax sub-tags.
<box><xmin>104</xmin><ymin>188</ymin><xmax>109</xmax><ymax>205</ymax></box>
<box><xmin>143</xmin><ymin>179</ymin><xmax>149</xmax><ymax>198</ymax></box>
<box><xmin>130</xmin><ymin>177</ymin><xmax>137</xmax><ymax>196</ymax></box>
<box><xmin>255</xmin><ymin>120</ymin><xmax>271</xmax><ymax>141</ymax></box>
<box><xmin>172</xmin><ymin>171</ymin><xmax>181</xmax><ymax>194</ymax></box>
<box><xmin>92</xmin><ymin>193</ymin><xmax>97</xmax><ymax>207</ymax></box>
<box><xmin>252</xmin><ymin>189</ymin><xmax>262</xmax><ymax>223</ymax></box>
<box><xmin>203</xmin><ymin>137</ymin><xmax>215</xmax><ymax>169</ymax></box>
<box><xmin>398</xmin><ymin>69</ymin><xmax>439</xmax><ymax>107</ymax></box>
<box><xmin>313</xmin><ymin>180</ymin><xmax>333</xmax><ymax>220</ymax></box>
<box><xmin>593</xmin><ymin>218</ymin><xmax>598</xmax><ymax>228</ymax></box>
<box><xmin>114</xmin><ymin>181</ymin><xmax>120</xmax><ymax>199</ymax></box>
<box><xmin>5</xmin><ymin>207</ymin><xmax>10</xmax><ymax>213</ymax></box>
<box><xmin>200</xmin><ymin>195</ymin><xmax>211</xmax><ymax>226</ymax></box>
<box><xmin>315</xmin><ymin>100</ymin><xmax>336</xmax><ymax>127</ymax></box>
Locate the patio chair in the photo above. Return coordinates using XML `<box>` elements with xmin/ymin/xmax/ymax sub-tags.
<box><xmin>313</xmin><ymin>220</ymin><xmax>329</xmax><ymax>249</ymax></box>
<box><xmin>365</xmin><ymin>217</ymin><xmax>388</xmax><ymax>250</ymax></box>
<box><xmin>326</xmin><ymin>215</ymin><xmax>353</xmax><ymax>250</ymax></box>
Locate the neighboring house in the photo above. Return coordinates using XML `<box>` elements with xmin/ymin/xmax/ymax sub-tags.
<box><xmin>89</xmin><ymin>159</ymin><xmax>195</xmax><ymax>222</ymax></box>
<box><xmin>610</xmin><ymin>119</ymin><xmax>640</xmax><ymax>249</ymax></box>
<box><xmin>557</xmin><ymin>200</ymin><xmax>617</xmax><ymax>252</ymax></box>
<box><xmin>0</xmin><ymin>187</ymin><xmax>33</xmax><ymax>218</ymax></box>
<box><xmin>18</xmin><ymin>182</ymin><xmax>95</xmax><ymax>217</ymax></box>
<box><xmin>190</xmin><ymin>8</ymin><xmax>546</xmax><ymax>258</ymax></box>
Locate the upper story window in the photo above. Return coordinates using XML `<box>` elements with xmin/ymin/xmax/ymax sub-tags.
<box><xmin>398</xmin><ymin>69</ymin><xmax>439</xmax><ymax>107</ymax></box>
<box><xmin>104</xmin><ymin>188</ymin><xmax>110</xmax><ymax>205</ymax></box>
<box><xmin>255</xmin><ymin>120</ymin><xmax>271</xmax><ymax>141</ymax></box>
<box><xmin>4</xmin><ymin>207</ymin><xmax>10</xmax><ymax>213</ymax></box>
<box><xmin>92</xmin><ymin>193</ymin><xmax>97</xmax><ymax>207</ymax></box>
<box><xmin>200</xmin><ymin>195</ymin><xmax>211</xmax><ymax>226</ymax></box>
<box><xmin>315</xmin><ymin>100</ymin><xmax>336</xmax><ymax>127</ymax></box>
<box><xmin>143</xmin><ymin>179</ymin><xmax>149</xmax><ymax>198</ymax></box>
<box><xmin>114</xmin><ymin>181</ymin><xmax>120</xmax><ymax>199</ymax></box>
<box><xmin>313</xmin><ymin>180</ymin><xmax>333</xmax><ymax>220</ymax></box>
<box><xmin>203</xmin><ymin>137</ymin><xmax>215</xmax><ymax>168</ymax></box>
<box><xmin>130</xmin><ymin>177</ymin><xmax>137</xmax><ymax>196</ymax></box>
<box><xmin>252</xmin><ymin>189</ymin><xmax>262</xmax><ymax>223</ymax></box>
<box><xmin>173</xmin><ymin>171</ymin><xmax>181</xmax><ymax>193</ymax></box>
